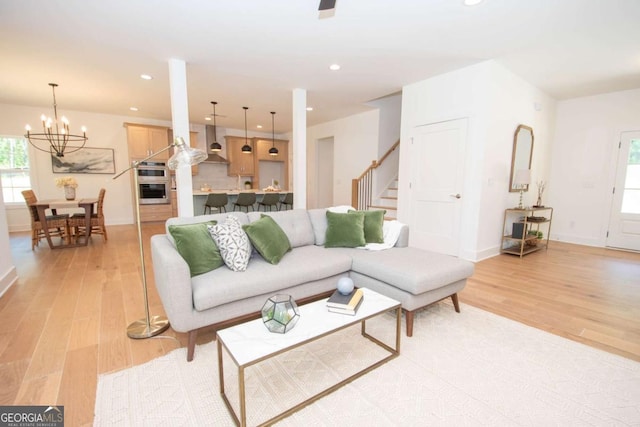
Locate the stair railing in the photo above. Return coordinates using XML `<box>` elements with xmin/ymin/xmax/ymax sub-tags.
<box><xmin>351</xmin><ymin>139</ymin><xmax>400</xmax><ymax>210</ymax></box>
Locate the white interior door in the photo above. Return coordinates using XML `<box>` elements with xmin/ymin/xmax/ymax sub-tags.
<box><xmin>607</xmin><ymin>131</ymin><xmax>640</xmax><ymax>251</ymax></box>
<box><xmin>409</xmin><ymin>118</ymin><xmax>467</xmax><ymax>256</ymax></box>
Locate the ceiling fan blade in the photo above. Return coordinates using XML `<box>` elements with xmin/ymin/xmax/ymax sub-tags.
<box><xmin>319</xmin><ymin>0</ymin><xmax>336</xmax><ymax>11</ymax></box>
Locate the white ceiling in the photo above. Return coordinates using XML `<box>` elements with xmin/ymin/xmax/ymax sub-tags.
<box><xmin>1</xmin><ymin>0</ymin><xmax>639</xmax><ymax>134</ymax></box>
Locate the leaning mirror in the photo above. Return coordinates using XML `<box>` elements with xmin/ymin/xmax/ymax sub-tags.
<box><xmin>509</xmin><ymin>124</ymin><xmax>534</xmax><ymax>192</ymax></box>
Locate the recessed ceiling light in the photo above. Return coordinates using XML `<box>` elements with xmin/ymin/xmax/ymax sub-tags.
<box><xmin>329</xmin><ymin>64</ymin><xmax>341</xmax><ymax>71</ymax></box>
<box><xmin>306</xmin><ymin>107</ymin><xmax>314</xmax><ymax>111</ymax></box>
<box><xmin>140</xmin><ymin>74</ymin><xmax>153</xmax><ymax>80</ymax></box>
<box><xmin>205</xmin><ymin>117</ymin><xmax>212</xmax><ymax>121</ymax></box>
<box><xmin>256</xmin><ymin>125</ymin><xmax>263</xmax><ymax>129</ymax></box>
<box><xmin>129</xmin><ymin>107</ymin><xmax>139</xmax><ymax>111</ymax></box>
<box><xmin>463</xmin><ymin>0</ymin><xmax>483</xmax><ymax>5</ymax></box>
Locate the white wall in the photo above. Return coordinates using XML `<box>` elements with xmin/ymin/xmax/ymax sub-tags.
<box><xmin>399</xmin><ymin>60</ymin><xmax>556</xmax><ymax>261</ymax></box>
<box><xmin>306</xmin><ymin>110</ymin><xmax>379</xmax><ymax>208</ymax></box>
<box><xmin>549</xmin><ymin>88</ymin><xmax>640</xmax><ymax>246</ymax></box>
<box><xmin>0</xmin><ymin>185</ymin><xmax>17</xmax><ymax>297</ymax></box>
<box><xmin>316</xmin><ymin>137</ymin><xmax>334</xmax><ymax>208</ymax></box>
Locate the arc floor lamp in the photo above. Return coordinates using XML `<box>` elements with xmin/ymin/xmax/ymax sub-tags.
<box><xmin>114</xmin><ymin>136</ymin><xmax>207</xmax><ymax>338</ymax></box>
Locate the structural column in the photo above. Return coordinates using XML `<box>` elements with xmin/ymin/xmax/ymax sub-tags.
<box><xmin>292</xmin><ymin>88</ymin><xmax>307</xmax><ymax>209</ymax></box>
<box><xmin>168</xmin><ymin>58</ymin><xmax>194</xmax><ymax>217</ymax></box>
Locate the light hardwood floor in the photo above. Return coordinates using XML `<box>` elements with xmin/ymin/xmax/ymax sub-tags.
<box><xmin>1</xmin><ymin>225</ymin><xmax>639</xmax><ymax>426</ymax></box>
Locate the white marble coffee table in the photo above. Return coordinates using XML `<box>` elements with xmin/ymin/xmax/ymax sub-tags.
<box><xmin>216</xmin><ymin>287</ymin><xmax>401</xmax><ymax>426</ymax></box>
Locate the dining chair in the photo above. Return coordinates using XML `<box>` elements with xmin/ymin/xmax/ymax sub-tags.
<box><xmin>258</xmin><ymin>193</ymin><xmax>280</xmax><ymax>211</ymax></box>
<box><xmin>233</xmin><ymin>192</ymin><xmax>256</xmax><ymax>212</ymax></box>
<box><xmin>69</xmin><ymin>188</ymin><xmax>107</xmax><ymax>241</ymax></box>
<box><xmin>21</xmin><ymin>189</ymin><xmax>70</xmax><ymax>250</ymax></box>
<box><xmin>204</xmin><ymin>193</ymin><xmax>228</xmax><ymax>214</ymax></box>
<box><xmin>279</xmin><ymin>192</ymin><xmax>293</xmax><ymax>211</ymax></box>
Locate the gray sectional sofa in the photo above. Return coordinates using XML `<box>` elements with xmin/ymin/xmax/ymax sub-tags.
<box><xmin>150</xmin><ymin>208</ymin><xmax>475</xmax><ymax>361</ymax></box>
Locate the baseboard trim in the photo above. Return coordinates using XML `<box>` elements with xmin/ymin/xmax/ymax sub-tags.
<box><xmin>0</xmin><ymin>266</ymin><xmax>18</xmax><ymax>299</ymax></box>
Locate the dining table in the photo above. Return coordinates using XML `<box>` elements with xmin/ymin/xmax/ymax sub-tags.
<box><xmin>31</xmin><ymin>198</ymin><xmax>98</xmax><ymax>249</ymax></box>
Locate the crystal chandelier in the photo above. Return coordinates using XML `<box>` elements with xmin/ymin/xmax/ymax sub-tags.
<box><xmin>25</xmin><ymin>83</ymin><xmax>87</xmax><ymax>157</ymax></box>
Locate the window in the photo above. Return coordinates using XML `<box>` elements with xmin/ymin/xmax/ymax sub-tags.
<box><xmin>621</xmin><ymin>138</ymin><xmax>640</xmax><ymax>214</ymax></box>
<box><xmin>0</xmin><ymin>136</ymin><xmax>31</xmax><ymax>204</ymax></box>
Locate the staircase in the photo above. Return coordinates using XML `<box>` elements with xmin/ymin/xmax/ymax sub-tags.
<box><xmin>351</xmin><ymin>140</ymin><xmax>400</xmax><ymax>218</ymax></box>
<box><xmin>369</xmin><ymin>178</ymin><xmax>398</xmax><ymax>220</ymax></box>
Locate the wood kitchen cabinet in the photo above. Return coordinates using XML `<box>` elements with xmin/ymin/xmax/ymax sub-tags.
<box><xmin>253</xmin><ymin>138</ymin><xmax>289</xmax><ymax>190</ymax></box>
<box><xmin>225</xmin><ymin>136</ymin><xmax>255</xmax><ymax>177</ymax></box>
<box><xmin>255</xmin><ymin>138</ymin><xmax>288</xmax><ymax>161</ymax></box>
<box><xmin>170</xmin><ymin>190</ymin><xmax>178</xmax><ymax>217</ymax></box>
<box><xmin>125</xmin><ymin>123</ymin><xmax>170</xmax><ymax>160</ymax></box>
<box><xmin>139</xmin><ymin>203</ymin><xmax>173</xmax><ymax>223</ymax></box>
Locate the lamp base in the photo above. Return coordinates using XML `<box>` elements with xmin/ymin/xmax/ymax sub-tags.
<box><xmin>127</xmin><ymin>315</ymin><xmax>170</xmax><ymax>339</ymax></box>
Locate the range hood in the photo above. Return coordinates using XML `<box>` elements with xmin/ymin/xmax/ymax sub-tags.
<box><xmin>203</xmin><ymin>125</ymin><xmax>229</xmax><ymax>164</ymax></box>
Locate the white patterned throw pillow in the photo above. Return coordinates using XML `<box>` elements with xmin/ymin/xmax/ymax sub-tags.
<box><xmin>207</xmin><ymin>216</ymin><xmax>251</xmax><ymax>272</ymax></box>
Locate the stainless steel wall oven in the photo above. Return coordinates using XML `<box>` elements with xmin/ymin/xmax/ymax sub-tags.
<box><xmin>137</xmin><ymin>161</ymin><xmax>170</xmax><ymax>204</ymax></box>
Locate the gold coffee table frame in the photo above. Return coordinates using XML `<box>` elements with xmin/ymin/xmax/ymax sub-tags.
<box><xmin>216</xmin><ymin>288</ymin><xmax>401</xmax><ymax>427</ymax></box>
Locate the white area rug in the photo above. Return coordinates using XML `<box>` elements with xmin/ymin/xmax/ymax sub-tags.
<box><xmin>94</xmin><ymin>302</ymin><xmax>640</xmax><ymax>426</ymax></box>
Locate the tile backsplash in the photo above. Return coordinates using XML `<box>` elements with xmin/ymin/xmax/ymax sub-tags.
<box><xmin>193</xmin><ymin>163</ymin><xmax>250</xmax><ymax>190</ymax></box>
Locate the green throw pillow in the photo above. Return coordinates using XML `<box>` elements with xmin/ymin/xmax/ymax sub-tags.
<box><xmin>168</xmin><ymin>221</ymin><xmax>223</xmax><ymax>277</ymax></box>
<box><xmin>349</xmin><ymin>209</ymin><xmax>385</xmax><ymax>243</ymax></box>
<box><xmin>324</xmin><ymin>211</ymin><xmax>366</xmax><ymax>248</ymax></box>
<box><xmin>242</xmin><ymin>215</ymin><xmax>292</xmax><ymax>264</ymax></box>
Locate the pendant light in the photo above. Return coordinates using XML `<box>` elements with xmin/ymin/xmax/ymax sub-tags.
<box><xmin>209</xmin><ymin>101</ymin><xmax>222</xmax><ymax>152</ymax></box>
<box><xmin>241</xmin><ymin>106</ymin><xmax>252</xmax><ymax>154</ymax></box>
<box><xmin>269</xmin><ymin>111</ymin><xmax>279</xmax><ymax>156</ymax></box>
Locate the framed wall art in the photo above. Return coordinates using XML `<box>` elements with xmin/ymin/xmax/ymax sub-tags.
<box><xmin>51</xmin><ymin>147</ymin><xmax>116</xmax><ymax>174</ymax></box>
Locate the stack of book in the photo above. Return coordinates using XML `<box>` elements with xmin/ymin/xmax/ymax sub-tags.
<box><xmin>326</xmin><ymin>288</ymin><xmax>364</xmax><ymax>315</ymax></box>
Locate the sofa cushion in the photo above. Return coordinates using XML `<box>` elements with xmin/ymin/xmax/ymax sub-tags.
<box><xmin>348</xmin><ymin>247</ymin><xmax>475</xmax><ymax>295</ymax></box>
<box><xmin>325</xmin><ymin>211</ymin><xmax>366</xmax><ymax>248</ymax></box>
<box><xmin>243</xmin><ymin>215</ymin><xmax>291</xmax><ymax>264</ymax></box>
<box><xmin>168</xmin><ymin>221</ymin><xmax>223</xmax><ymax>277</ymax></box>
<box><xmin>191</xmin><ymin>245</ymin><xmax>353</xmax><ymax>311</ymax></box>
<box><xmin>208</xmin><ymin>216</ymin><xmax>252</xmax><ymax>272</ymax></box>
<box><xmin>166</xmin><ymin>212</ymin><xmax>249</xmax><ymax>247</ymax></box>
<box><xmin>308</xmin><ymin>208</ymin><xmax>328</xmax><ymax>245</ymax></box>
<box><xmin>247</xmin><ymin>209</ymin><xmax>315</xmax><ymax>248</ymax></box>
<box><xmin>350</xmin><ymin>209</ymin><xmax>385</xmax><ymax>243</ymax></box>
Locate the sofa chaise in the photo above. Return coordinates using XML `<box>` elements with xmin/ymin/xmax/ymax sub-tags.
<box><xmin>150</xmin><ymin>208</ymin><xmax>474</xmax><ymax>361</ymax></box>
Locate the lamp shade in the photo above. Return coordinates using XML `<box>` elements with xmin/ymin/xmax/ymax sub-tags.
<box><xmin>514</xmin><ymin>169</ymin><xmax>531</xmax><ymax>186</ymax></box>
<box><xmin>167</xmin><ymin>137</ymin><xmax>208</xmax><ymax>170</ymax></box>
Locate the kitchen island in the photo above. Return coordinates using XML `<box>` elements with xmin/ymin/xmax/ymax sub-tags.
<box><xmin>191</xmin><ymin>189</ymin><xmax>289</xmax><ymax>214</ymax></box>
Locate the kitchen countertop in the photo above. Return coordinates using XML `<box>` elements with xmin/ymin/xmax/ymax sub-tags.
<box><xmin>191</xmin><ymin>189</ymin><xmax>288</xmax><ymax>196</ymax></box>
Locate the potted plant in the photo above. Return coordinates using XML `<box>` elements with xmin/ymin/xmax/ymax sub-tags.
<box><xmin>526</xmin><ymin>230</ymin><xmax>543</xmax><ymax>246</ymax></box>
<box><xmin>55</xmin><ymin>176</ymin><xmax>78</xmax><ymax>200</ymax></box>
<box><xmin>244</xmin><ymin>180</ymin><xmax>252</xmax><ymax>190</ymax></box>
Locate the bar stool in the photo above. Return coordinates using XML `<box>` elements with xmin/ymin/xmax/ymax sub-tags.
<box><xmin>258</xmin><ymin>193</ymin><xmax>280</xmax><ymax>211</ymax></box>
<box><xmin>279</xmin><ymin>192</ymin><xmax>293</xmax><ymax>211</ymax></box>
<box><xmin>233</xmin><ymin>192</ymin><xmax>256</xmax><ymax>212</ymax></box>
<box><xmin>204</xmin><ymin>193</ymin><xmax>228</xmax><ymax>214</ymax></box>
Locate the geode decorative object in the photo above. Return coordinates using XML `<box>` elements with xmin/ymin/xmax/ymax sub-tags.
<box><xmin>261</xmin><ymin>294</ymin><xmax>300</xmax><ymax>334</ymax></box>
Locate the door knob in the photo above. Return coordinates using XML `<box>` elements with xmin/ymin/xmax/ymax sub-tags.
<box><xmin>449</xmin><ymin>193</ymin><xmax>461</xmax><ymax>199</ymax></box>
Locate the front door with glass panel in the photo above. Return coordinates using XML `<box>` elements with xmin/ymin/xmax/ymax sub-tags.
<box><xmin>607</xmin><ymin>131</ymin><xmax>640</xmax><ymax>251</ymax></box>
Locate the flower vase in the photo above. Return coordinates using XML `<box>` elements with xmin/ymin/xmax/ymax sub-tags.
<box><xmin>64</xmin><ymin>185</ymin><xmax>76</xmax><ymax>201</ymax></box>
<box><xmin>534</xmin><ymin>195</ymin><xmax>543</xmax><ymax>207</ymax></box>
